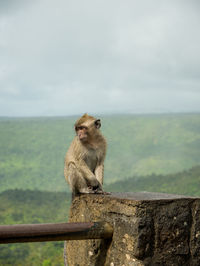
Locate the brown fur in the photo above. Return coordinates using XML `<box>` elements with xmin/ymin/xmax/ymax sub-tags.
<box><xmin>64</xmin><ymin>114</ymin><xmax>107</xmax><ymax>198</ymax></box>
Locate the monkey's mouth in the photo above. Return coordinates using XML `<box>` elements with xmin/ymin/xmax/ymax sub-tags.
<box><xmin>78</xmin><ymin>134</ymin><xmax>87</xmax><ymax>141</ymax></box>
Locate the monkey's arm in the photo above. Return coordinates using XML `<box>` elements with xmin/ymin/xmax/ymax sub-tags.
<box><xmin>95</xmin><ymin>164</ymin><xmax>104</xmax><ymax>185</ymax></box>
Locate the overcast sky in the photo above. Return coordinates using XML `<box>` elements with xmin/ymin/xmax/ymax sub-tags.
<box><xmin>0</xmin><ymin>0</ymin><xmax>200</xmax><ymax>116</ymax></box>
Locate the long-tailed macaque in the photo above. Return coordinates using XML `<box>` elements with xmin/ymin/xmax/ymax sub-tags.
<box><xmin>64</xmin><ymin>113</ymin><xmax>107</xmax><ymax>198</ymax></box>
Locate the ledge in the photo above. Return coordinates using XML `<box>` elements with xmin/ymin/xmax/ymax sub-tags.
<box><xmin>105</xmin><ymin>191</ymin><xmax>197</xmax><ymax>200</ymax></box>
<box><xmin>64</xmin><ymin>192</ymin><xmax>200</xmax><ymax>266</ymax></box>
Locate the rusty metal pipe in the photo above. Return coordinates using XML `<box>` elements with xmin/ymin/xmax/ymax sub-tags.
<box><xmin>0</xmin><ymin>222</ymin><xmax>113</xmax><ymax>244</ymax></box>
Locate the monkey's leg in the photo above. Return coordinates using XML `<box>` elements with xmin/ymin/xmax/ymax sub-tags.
<box><xmin>94</xmin><ymin>165</ymin><xmax>111</xmax><ymax>194</ymax></box>
<box><xmin>94</xmin><ymin>164</ymin><xmax>104</xmax><ymax>185</ymax></box>
<box><xmin>68</xmin><ymin>163</ymin><xmax>95</xmax><ymax>195</ymax></box>
<box><xmin>78</xmin><ymin>160</ymin><xmax>102</xmax><ymax>189</ymax></box>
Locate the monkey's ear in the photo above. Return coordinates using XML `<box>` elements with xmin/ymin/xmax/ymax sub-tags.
<box><xmin>82</xmin><ymin>113</ymin><xmax>89</xmax><ymax>118</ymax></box>
<box><xmin>94</xmin><ymin>119</ymin><xmax>101</xmax><ymax>129</ymax></box>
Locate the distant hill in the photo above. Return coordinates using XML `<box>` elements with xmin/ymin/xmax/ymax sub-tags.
<box><xmin>0</xmin><ymin>113</ymin><xmax>200</xmax><ymax>192</ymax></box>
<box><xmin>105</xmin><ymin>165</ymin><xmax>200</xmax><ymax>197</ymax></box>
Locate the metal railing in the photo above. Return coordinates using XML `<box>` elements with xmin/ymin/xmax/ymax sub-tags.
<box><xmin>0</xmin><ymin>222</ymin><xmax>113</xmax><ymax>244</ymax></box>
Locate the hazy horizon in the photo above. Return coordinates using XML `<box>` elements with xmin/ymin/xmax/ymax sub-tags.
<box><xmin>0</xmin><ymin>111</ymin><xmax>200</xmax><ymax>119</ymax></box>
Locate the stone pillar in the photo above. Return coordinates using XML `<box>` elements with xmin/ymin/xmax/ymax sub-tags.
<box><xmin>64</xmin><ymin>192</ymin><xmax>200</xmax><ymax>266</ymax></box>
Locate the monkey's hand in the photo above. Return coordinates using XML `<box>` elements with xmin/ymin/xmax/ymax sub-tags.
<box><xmin>87</xmin><ymin>178</ymin><xmax>103</xmax><ymax>193</ymax></box>
<box><xmin>88</xmin><ymin>177</ymin><xmax>101</xmax><ymax>188</ymax></box>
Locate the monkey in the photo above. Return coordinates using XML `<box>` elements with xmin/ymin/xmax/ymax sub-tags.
<box><xmin>64</xmin><ymin>113</ymin><xmax>107</xmax><ymax>198</ymax></box>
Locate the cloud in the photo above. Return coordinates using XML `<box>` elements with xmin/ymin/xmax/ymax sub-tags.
<box><xmin>0</xmin><ymin>0</ymin><xmax>200</xmax><ymax>116</ymax></box>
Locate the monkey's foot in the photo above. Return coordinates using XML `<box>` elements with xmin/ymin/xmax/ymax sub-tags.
<box><xmin>93</xmin><ymin>190</ymin><xmax>111</xmax><ymax>195</ymax></box>
<box><xmin>87</xmin><ymin>185</ymin><xmax>111</xmax><ymax>195</ymax></box>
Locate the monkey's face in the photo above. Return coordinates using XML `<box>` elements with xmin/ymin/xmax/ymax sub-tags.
<box><xmin>75</xmin><ymin>116</ymin><xmax>101</xmax><ymax>143</ymax></box>
<box><xmin>76</xmin><ymin>126</ymin><xmax>88</xmax><ymax>142</ymax></box>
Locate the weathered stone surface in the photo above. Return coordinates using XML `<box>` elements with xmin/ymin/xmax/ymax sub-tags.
<box><xmin>64</xmin><ymin>192</ymin><xmax>200</xmax><ymax>266</ymax></box>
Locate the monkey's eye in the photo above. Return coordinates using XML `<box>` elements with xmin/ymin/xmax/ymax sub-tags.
<box><xmin>76</xmin><ymin>126</ymin><xmax>87</xmax><ymax>131</ymax></box>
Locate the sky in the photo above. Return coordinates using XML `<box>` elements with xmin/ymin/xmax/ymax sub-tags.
<box><xmin>0</xmin><ymin>0</ymin><xmax>200</xmax><ymax>116</ymax></box>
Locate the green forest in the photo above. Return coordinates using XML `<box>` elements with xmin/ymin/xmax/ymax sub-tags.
<box><xmin>106</xmin><ymin>165</ymin><xmax>200</xmax><ymax>196</ymax></box>
<box><xmin>0</xmin><ymin>113</ymin><xmax>200</xmax><ymax>265</ymax></box>
<box><xmin>1</xmin><ymin>113</ymin><xmax>200</xmax><ymax>192</ymax></box>
<box><xmin>0</xmin><ymin>190</ymin><xmax>70</xmax><ymax>265</ymax></box>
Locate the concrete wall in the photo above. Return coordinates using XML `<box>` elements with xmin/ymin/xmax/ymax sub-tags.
<box><xmin>64</xmin><ymin>192</ymin><xmax>200</xmax><ymax>266</ymax></box>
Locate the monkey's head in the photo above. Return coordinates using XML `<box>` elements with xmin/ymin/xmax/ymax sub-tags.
<box><xmin>75</xmin><ymin>113</ymin><xmax>101</xmax><ymax>142</ymax></box>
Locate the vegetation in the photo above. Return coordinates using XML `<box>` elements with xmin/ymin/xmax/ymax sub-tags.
<box><xmin>105</xmin><ymin>165</ymin><xmax>200</xmax><ymax>197</ymax></box>
<box><xmin>0</xmin><ymin>113</ymin><xmax>200</xmax><ymax>192</ymax></box>
<box><xmin>0</xmin><ymin>190</ymin><xmax>70</xmax><ymax>266</ymax></box>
